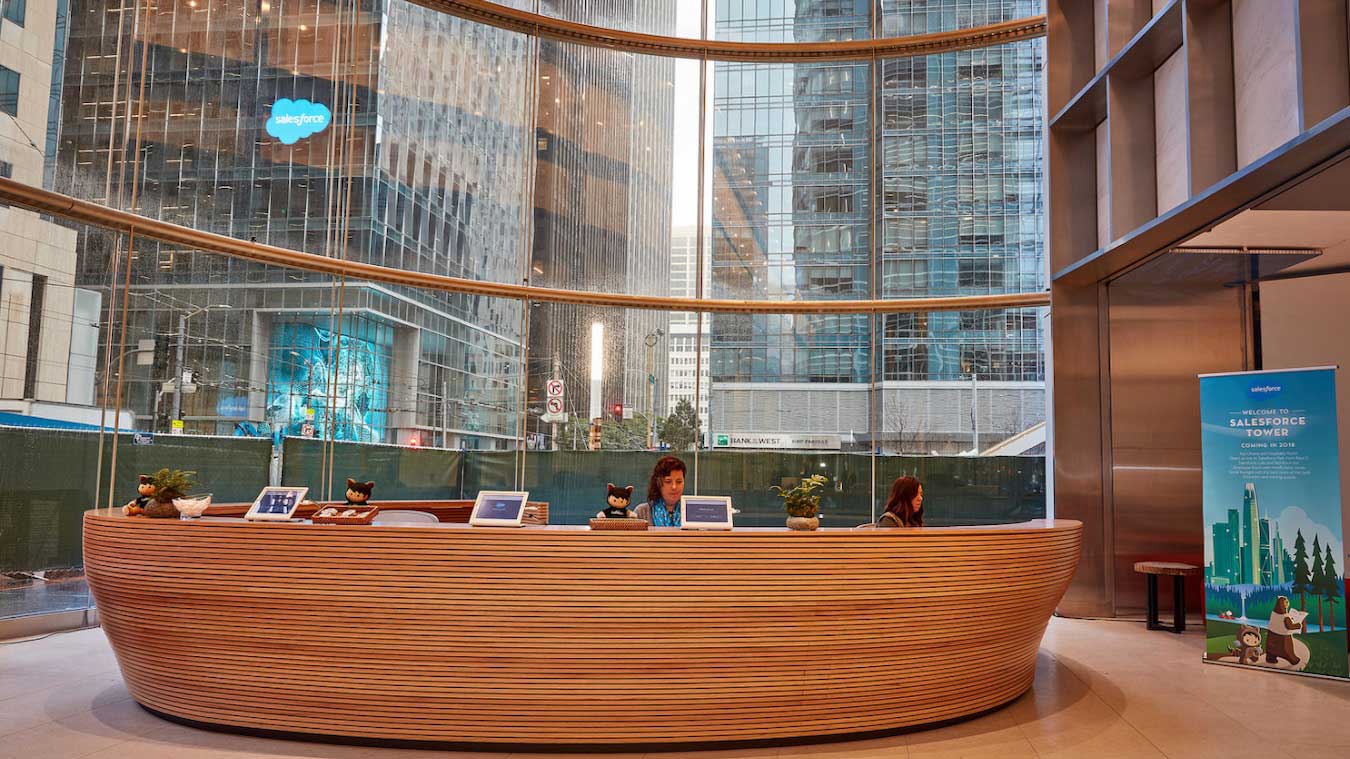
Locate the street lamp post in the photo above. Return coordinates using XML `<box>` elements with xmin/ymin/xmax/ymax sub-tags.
<box><xmin>171</xmin><ymin>304</ymin><xmax>231</xmax><ymax>433</ymax></box>
<box><xmin>644</xmin><ymin>328</ymin><xmax>664</xmax><ymax>449</ymax></box>
<box><xmin>971</xmin><ymin>372</ymin><xmax>979</xmax><ymax>454</ymax></box>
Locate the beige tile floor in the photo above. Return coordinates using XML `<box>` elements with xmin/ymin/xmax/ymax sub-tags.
<box><xmin>2</xmin><ymin>618</ymin><xmax>1347</xmax><ymax>759</ymax></box>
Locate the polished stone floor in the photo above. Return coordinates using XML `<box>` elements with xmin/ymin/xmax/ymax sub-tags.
<box><xmin>2</xmin><ymin>618</ymin><xmax>1347</xmax><ymax>759</ymax></box>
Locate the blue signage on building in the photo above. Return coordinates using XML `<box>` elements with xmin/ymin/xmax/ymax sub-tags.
<box><xmin>265</xmin><ymin>99</ymin><xmax>332</xmax><ymax>145</ymax></box>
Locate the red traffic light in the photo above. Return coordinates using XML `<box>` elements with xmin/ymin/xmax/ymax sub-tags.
<box><xmin>611</xmin><ymin>403</ymin><xmax>623</xmax><ymax>418</ymax></box>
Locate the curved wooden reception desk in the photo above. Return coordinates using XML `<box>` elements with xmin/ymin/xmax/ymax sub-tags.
<box><xmin>83</xmin><ymin>512</ymin><xmax>1081</xmax><ymax>746</ymax></box>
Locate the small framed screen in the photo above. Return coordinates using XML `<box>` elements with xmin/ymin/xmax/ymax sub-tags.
<box><xmin>469</xmin><ymin>491</ymin><xmax>530</xmax><ymax>527</ymax></box>
<box><xmin>245</xmin><ymin>486</ymin><xmax>309</xmax><ymax>521</ymax></box>
<box><xmin>680</xmin><ymin>496</ymin><xmax>733</xmax><ymax>530</ymax></box>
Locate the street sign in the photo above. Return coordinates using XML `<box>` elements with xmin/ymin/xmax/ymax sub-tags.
<box><xmin>133</xmin><ymin>432</ymin><xmax>154</xmax><ymax>446</ymax></box>
<box><xmin>171</xmin><ymin>419</ymin><xmax>185</xmax><ymax>435</ymax></box>
<box><xmin>540</xmin><ymin>411</ymin><xmax>568</xmax><ymax>424</ymax></box>
<box><xmin>546</xmin><ymin>397</ymin><xmax>564</xmax><ymax>414</ymax></box>
<box><xmin>546</xmin><ymin>379</ymin><xmax>565</xmax><ymax>398</ymax></box>
<box><xmin>300</xmin><ymin>422</ymin><xmax>315</xmax><ymax>438</ymax></box>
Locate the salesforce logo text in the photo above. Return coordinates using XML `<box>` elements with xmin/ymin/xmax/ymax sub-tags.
<box><xmin>266</xmin><ymin>99</ymin><xmax>332</xmax><ymax>145</ymax></box>
<box><xmin>1249</xmin><ymin>385</ymin><xmax>1282</xmax><ymax>394</ymax></box>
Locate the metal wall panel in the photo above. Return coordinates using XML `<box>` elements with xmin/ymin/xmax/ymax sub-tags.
<box><xmin>1105</xmin><ymin>265</ymin><xmax>1251</xmax><ymax>615</ymax></box>
<box><xmin>1049</xmin><ymin>281</ymin><xmax>1111</xmax><ymax>616</ymax></box>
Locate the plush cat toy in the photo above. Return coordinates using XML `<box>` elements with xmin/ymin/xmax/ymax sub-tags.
<box><xmin>345</xmin><ymin>479</ymin><xmax>375</xmax><ymax>506</ymax></box>
<box><xmin>597</xmin><ymin>483</ymin><xmax>635</xmax><ymax>519</ymax></box>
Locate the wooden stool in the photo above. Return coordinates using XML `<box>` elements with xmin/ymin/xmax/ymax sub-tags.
<box><xmin>1134</xmin><ymin>562</ymin><xmax>1199</xmax><ymax>633</ymax></box>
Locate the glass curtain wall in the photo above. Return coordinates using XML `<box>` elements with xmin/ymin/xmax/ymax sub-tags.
<box><xmin>0</xmin><ymin>0</ymin><xmax>1047</xmax><ymax>621</ymax></box>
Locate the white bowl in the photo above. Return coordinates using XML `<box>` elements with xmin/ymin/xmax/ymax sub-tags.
<box><xmin>173</xmin><ymin>494</ymin><xmax>213</xmax><ymax>518</ymax></box>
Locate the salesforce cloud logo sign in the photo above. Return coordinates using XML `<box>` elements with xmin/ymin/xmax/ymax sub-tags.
<box><xmin>265</xmin><ymin>99</ymin><xmax>331</xmax><ymax>145</ymax></box>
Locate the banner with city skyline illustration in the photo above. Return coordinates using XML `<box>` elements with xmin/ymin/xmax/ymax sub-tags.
<box><xmin>1200</xmin><ymin>367</ymin><xmax>1346</xmax><ymax>679</ymax></box>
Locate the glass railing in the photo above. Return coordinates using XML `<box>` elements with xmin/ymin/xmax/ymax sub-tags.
<box><xmin>0</xmin><ymin>426</ymin><xmax>1045</xmax><ymax>620</ymax></box>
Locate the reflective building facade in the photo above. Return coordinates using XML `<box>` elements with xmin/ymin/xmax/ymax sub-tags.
<box><xmin>710</xmin><ymin>0</ymin><xmax>1046</xmax><ymax>453</ymax></box>
<box><xmin>54</xmin><ymin>0</ymin><xmax>674</xmax><ymax>448</ymax></box>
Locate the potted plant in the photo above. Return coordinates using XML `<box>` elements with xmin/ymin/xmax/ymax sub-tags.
<box><xmin>142</xmin><ymin>468</ymin><xmax>197</xmax><ymax>519</ymax></box>
<box><xmin>771</xmin><ymin>474</ymin><xmax>829</xmax><ymax>531</ymax></box>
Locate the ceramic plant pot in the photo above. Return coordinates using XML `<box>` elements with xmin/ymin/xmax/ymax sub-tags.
<box><xmin>786</xmin><ymin>515</ymin><xmax>820</xmax><ymax>531</ymax></box>
<box><xmin>143</xmin><ymin>499</ymin><xmax>181</xmax><ymax>519</ymax></box>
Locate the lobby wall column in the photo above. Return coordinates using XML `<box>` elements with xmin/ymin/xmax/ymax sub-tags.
<box><xmin>1049</xmin><ymin>281</ymin><xmax>1112</xmax><ymax>617</ymax></box>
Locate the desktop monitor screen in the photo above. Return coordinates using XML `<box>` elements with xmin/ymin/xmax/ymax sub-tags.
<box><xmin>469</xmin><ymin>491</ymin><xmax>529</xmax><ymax>527</ymax></box>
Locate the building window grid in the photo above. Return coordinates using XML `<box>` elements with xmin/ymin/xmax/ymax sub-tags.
<box><xmin>712</xmin><ymin>4</ymin><xmax>1044</xmax><ymax>386</ymax></box>
<box><xmin>0</xmin><ymin>65</ymin><xmax>18</xmax><ymax>116</ymax></box>
<box><xmin>0</xmin><ymin>0</ymin><xmax>23</xmax><ymax>27</ymax></box>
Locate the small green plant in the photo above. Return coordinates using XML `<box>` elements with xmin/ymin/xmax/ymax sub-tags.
<box><xmin>149</xmin><ymin>468</ymin><xmax>197</xmax><ymax>502</ymax></box>
<box><xmin>771</xmin><ymin>474</ymin><xmax>829</xmax><ymax>517</ymax></box>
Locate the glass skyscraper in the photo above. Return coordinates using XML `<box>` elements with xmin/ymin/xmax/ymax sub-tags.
<box><xmin>53</xmin><ymin>0</ymin><xmax>674</xmax><ymax>448</ymax></box>
<box><xmin>711</xmin><ymin>0</ymin><xmax>1045</xmax><ymax>453</ymax></box>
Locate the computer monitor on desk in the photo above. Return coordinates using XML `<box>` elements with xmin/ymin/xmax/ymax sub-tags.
<box><xmin>245</xmin><ymin>486</ymin><xmax>308</xmax><ymax>521</ymax></box>
<box><xmin>680</xmin><ymin>496</ymin><xmax>733</xmax><ymax>530</ymax></box>
<box><xmin>469</xmin><ymin>491</ymin><xmax>529</xmax><ymax>527</ymax></box>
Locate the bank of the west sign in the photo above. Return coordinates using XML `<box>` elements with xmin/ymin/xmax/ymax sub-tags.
<box><xmin>713</xmin><ymin>433</ymin><xmax>842</xmax><ymax>450</ymax></box>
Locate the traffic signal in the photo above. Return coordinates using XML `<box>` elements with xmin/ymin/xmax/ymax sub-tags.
<box><xmin>611</xmin><ymin>403</ymin><xmax>623</xmax><ymax>420</ymax></box>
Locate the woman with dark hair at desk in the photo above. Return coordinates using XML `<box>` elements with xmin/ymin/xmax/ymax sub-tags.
<box><xmin>632</xmin><ymin>456</ymin><xmax>687</xmax><ymax>527</ymax></box>
<box><xmin>877</xmin><ymin>476</ymin><xmax>924</xmax><ymax>527</ymax></box>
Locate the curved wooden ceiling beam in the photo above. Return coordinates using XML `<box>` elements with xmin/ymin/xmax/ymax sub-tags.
<box><xmin>0</xmin><ymin>179</ymin><xmax>1047</xmax><ymax>315</ymax></box>
<box><xmin>411</xmin><ymin>1</ymin><xmax>1046</xmax><ymax>61</ymax></box>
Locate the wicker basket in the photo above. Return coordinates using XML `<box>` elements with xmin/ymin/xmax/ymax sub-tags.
<box><xmin>589</xmin><ymin>517</ymin><xmax>649</xmax><ymax>531</ymax></box>
<box><xmin>312</xmin><ymin>505</ymin><xmax>380</xmax><ymax>525</ymax></box>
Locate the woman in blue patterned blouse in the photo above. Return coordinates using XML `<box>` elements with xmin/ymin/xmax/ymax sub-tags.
<box><xmin>632</xmin><ymin>456</ymin><xmax>686</xmax><ymax>527</ymax></box>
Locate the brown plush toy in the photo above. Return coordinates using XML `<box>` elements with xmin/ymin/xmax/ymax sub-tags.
<box><xmin>122</xmin><ymin>475</ymin><xmax>156</xmax><ymax>516</ymax></box>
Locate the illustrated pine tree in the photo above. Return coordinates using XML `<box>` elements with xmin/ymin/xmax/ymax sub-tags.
<box><xmin>1293</xmin><ymin>530</ymin><xmax>1312</xmax><ymax>611</ymax></box>
<box><xmin>1320</xmin><ymin>544</ymin><xmax>1341</xmax><ymax>633</ymax></box>
<box><xmin>1310</xmin><ymin>536</ymin><xmax>1325</xmax><ymax>632</ymax></box>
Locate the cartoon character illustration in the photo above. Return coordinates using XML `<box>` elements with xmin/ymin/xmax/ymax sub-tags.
<box><xmin>122</xmin><ymin>475</ymin><xmax>157</xmax><ymax>516</ymax></box>
<box><xmin>1265</xmin><ymin>595</ymin><xmax>1306</xmax><ymax>666</ymax></box>
<box><xmin>1236</xmin><ymin>621</ymin><xmax>1263</xmax><ymax>661</ymax></box>
<box><xmin>345</xmin><ymin>479</ymin><xmax>375</xmax><ymax>506</ymax></box>
<box><xmin>597</xmin><ymin>483</ymin><xmax>635</xmax><ymax>519</ymax></box>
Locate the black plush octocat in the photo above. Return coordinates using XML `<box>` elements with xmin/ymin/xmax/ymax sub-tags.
<box><xmin>598</xmin><ymin>483</ymin><xmax>635</xmax><ymax>519</ymax></box>
<box><xmin>345</xmin><ymin>479</ymin><xmax>375</xmax><ymax>506</ymax></box>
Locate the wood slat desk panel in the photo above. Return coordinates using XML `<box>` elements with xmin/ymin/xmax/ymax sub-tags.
<box><xmin>83</xmin><ymin>513</ymin><xmax>1081</xmax><ymax>745</ymax></box>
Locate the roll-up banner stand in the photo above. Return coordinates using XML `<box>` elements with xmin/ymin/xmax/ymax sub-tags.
<box><xmin>1199</xmin><ymin>367</ymin><xmax>1347</xmax><ymax>679</ymax></box>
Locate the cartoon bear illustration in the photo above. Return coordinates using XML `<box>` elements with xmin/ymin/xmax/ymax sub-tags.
<box><xmin>1265</xmin><ymin>595</ymin><xmax>1305</xmax><ymax>666</ymax></box>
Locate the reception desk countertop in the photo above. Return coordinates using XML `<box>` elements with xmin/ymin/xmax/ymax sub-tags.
<box><xmin>84</xmin><ymin>510</ymin><xmax>1081</xmax><ymax>747</ymax></box>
